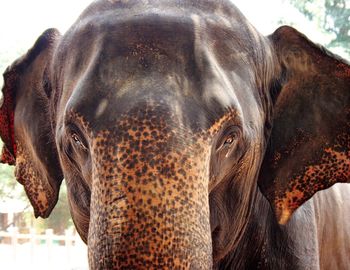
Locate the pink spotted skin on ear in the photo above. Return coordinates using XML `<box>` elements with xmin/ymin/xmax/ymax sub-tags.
<box><xmin>335</xmin><ymin>62</ymin><xmax>350</xmax><ymax>79</ymax></box>
<box><xmin>274</xmin><ymin>144</ymin><xmax>350</xmax><ymax>225</ymax></box>
<box><xmin>0</xmin><ymin>70</ymin><xmax>17</xmax><ymax>165</ymax></box>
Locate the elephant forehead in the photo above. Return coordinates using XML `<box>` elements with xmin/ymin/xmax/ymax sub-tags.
<box><xmin>62</xmin><ymin>65</ymin><xmax>245</xmax><ymax>139</ymax></box>
<box><xmin>56</xmin><ymin>3</ymin><xmax>261</xmax><ymax>131</ymax></box>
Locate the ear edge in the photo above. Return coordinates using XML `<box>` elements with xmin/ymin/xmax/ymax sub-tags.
<box><xmin>260</xmin><ymin>25</ymin><xmax>350</xmax><ymax>225</ymax></box>
<box><xmin>0</xmin><ymin>69</ymin><xmax>18</xmax><ymax>164</ymax></box>
<box><xmin>270</xmin><ymin>25</ymin><xmax>350</xmax><ymax>78</ymax></box>
<box><xmin>11</xmin><ymin>28</ymin><xmax>60</xmax><ymax>73</ymax></box>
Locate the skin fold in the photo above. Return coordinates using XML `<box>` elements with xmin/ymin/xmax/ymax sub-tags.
<box><xmin>0</xmin><ymin>0</ymin><xmax>349</xmax><ymax>269</ymax></box>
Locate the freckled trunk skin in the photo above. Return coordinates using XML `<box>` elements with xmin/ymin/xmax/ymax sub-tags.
<box><xmin>88</xmin><ymin>125</ymin><xmax>213</xmax><ymax>269</ymax></box>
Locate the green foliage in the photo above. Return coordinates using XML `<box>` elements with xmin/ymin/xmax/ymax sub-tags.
<box><xmin>324</xmin><ymin>0</ymin><xmax>350</xmax><ymax>47</ymax></box>
<box><xmin>291</xmin><ymin>0</ymin><xmax>317</xmax><ymax>20</ymax></box>
<box><xmin>289</xmin><ymin>0</ymin><xmax>350</xmax><ymax>56</ymax></box>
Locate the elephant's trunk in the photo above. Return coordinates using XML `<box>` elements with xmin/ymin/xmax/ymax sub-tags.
<box><xmin>87</xmin><ymin>114</ymin><xmax>213</xmax><ymax>269</ymax></box>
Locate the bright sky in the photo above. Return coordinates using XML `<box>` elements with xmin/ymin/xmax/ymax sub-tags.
<box><xmin>0</xmin><ymin>0</ymin><xmax>92</xmax><ymax>51</ymax></box>
<box><xmin>0</xmin><ymin>0</ymin><xmax>324</xmax><ymax>37</ymax></box>
<box><xmin>0</xmin><ymin>0</ymin><xmax>340</xmax><ymax>71</ymax></box>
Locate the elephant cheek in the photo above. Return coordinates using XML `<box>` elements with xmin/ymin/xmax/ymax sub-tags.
<box><xmin>87</xmin><ymin>141</ymin><xmax>213</xmax><ymax>269</ymax></box>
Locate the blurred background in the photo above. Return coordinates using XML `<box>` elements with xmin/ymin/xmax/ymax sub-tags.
<box><xmin>0</xmin><ymin>0</ymin><xmax>349</xmax><ymax>269</ymax></box>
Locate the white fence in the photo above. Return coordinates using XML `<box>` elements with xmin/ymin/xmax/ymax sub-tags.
<box><xmin>0</xmin><ymin>228</ymin><xmax>88</xmax><ymax>270</ymax></box>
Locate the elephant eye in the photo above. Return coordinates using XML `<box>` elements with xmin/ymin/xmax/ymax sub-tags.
<box><xmin>223</xmin><ymin>135</ymin><xmax>235</xmax><ymax>145</ymax></box>
<box><xmin>222</xmin><ymin>132</ymin><xmax>238</xmax><ymax>147</ymax></box>
<box><xmin>216</xmin><ymin>126</ymin><xmax>241</xmax><ymax>153</ymax></box>
<box><xmin>71</xmin><ymin>133</ymin><xmax>87</xmax><ymax>150</ymax></box>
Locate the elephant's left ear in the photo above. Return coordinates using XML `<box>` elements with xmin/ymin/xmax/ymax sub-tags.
<box><xmin>259</xmin><ymin>26</ymin><xmax>350</xmax><ymax>225</ymax></box>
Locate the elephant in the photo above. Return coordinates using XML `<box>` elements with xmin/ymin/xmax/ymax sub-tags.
<box><xmin>1</xmin><ymin>0</ymin><xmax>350</xmax><ymax>269</ymax></box>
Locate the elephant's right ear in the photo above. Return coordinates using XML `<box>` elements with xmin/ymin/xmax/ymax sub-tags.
<box><xmin>259</xmin><ymin>26</ymin><xmax>350</xmax><ymax>225</ymax></box>
<box><xmin>0</xmin><ymin>28</ymin><xmax>63</xmax><ymax>218</ymax></box>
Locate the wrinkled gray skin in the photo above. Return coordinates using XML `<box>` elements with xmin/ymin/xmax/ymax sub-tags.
<box><xmin>1</xmin><ymin>0</ymin><xmax>350</xmax><ymax>269</ymax></box>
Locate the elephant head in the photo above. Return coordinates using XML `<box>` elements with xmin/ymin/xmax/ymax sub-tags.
<box><xmin>1</xmin><ymin>0</ymin><xmax>349</xmax><ymax>268</ymax></box>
